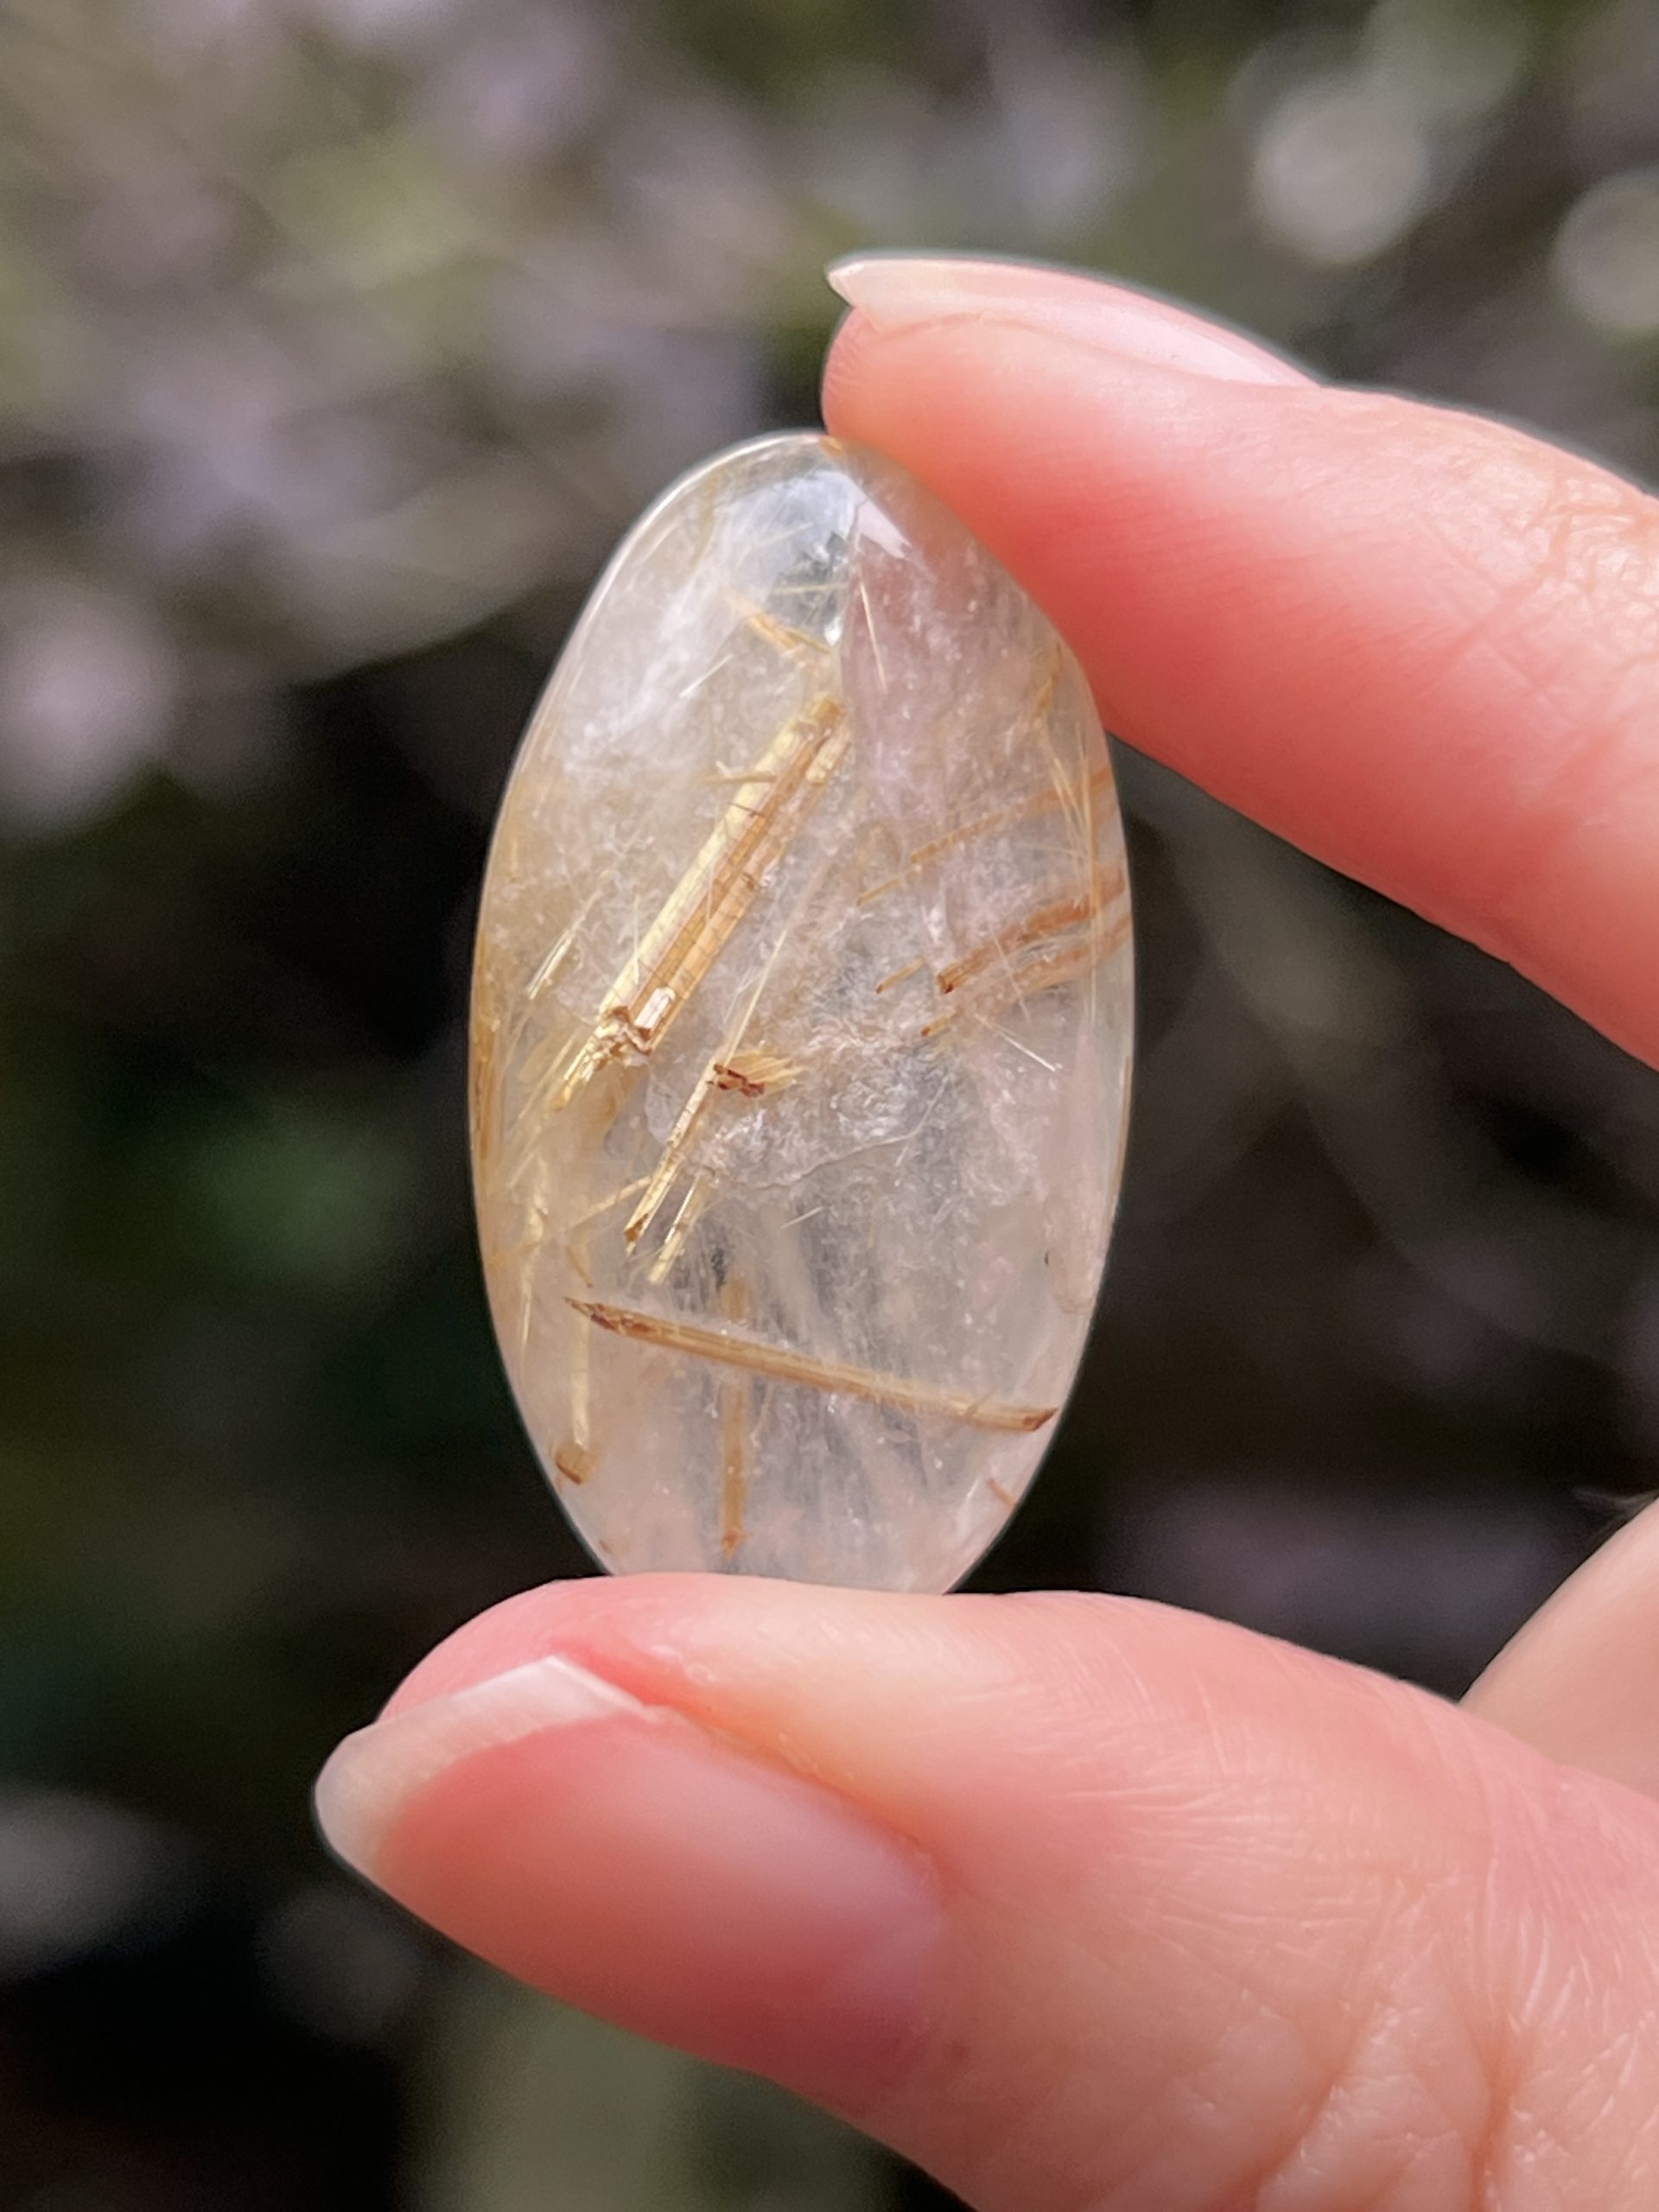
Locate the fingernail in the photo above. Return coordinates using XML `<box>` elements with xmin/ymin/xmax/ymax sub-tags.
<box><xmin>827</xmin><ymin>252</ymin><xmax>1309</xmax><ymax>387</ymax></box>
<box><xmin>315</xmin><ymin>1651</ymin><xmax>642</xmax><ymax>1876</ymax></box>
<box><xmin>315</xmin><ymin>1655</ymin><xmax>943</xmax><ymax>2099</ymax></box>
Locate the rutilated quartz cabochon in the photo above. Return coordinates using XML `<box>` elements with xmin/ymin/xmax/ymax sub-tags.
<box><xmin>471</xmin><ymin>433</ymin><xmax>1132</xmax><ymax>1592</ymax></box>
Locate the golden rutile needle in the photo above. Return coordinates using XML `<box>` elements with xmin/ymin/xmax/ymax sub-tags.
<box><xmin>569</xmin><ymin>1298</ymin><xmax>1059</xmax><ymax>1435</ymax></box>
<box><xmin>470</xmin><ymin>433</ymin><xmax>1132</xmax><ymax>1590</ymax></box>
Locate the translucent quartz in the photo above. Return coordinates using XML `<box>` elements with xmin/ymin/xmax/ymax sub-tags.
<box><xmin>471</xmin><ymin>434</ymin><xmax>1133</xmax><ymax>1591</ymax></box>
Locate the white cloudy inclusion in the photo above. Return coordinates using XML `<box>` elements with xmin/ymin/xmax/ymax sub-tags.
<box><xmin>471</xmin><ymin>434</ymin><xmax>1133</xmax><ymax>1591</ymax></box>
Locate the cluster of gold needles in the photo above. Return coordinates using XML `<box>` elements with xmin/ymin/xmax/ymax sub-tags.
<box><xmin>550</xmin><ymin>693</ymin><xmax>847</xmax><ymax>1111</ymax></box>
<box><xmin>510</xmin><ymin>626</ymin><xmax>1129</xmax><ymax>1513</ymax></box>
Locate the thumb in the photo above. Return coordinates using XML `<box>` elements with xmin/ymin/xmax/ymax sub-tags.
<box><xmin>315</xmin><ymin>1576</ymin><xmax>1659</xmax><ymax>2211</ymax></box>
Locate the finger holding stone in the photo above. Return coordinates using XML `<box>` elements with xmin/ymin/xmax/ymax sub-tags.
<box><xmin>1465</xmin><ymin>1495</ymin><xmax>1659</xmax><ymax>1800</ymax></box>
<box><xmin>318</xmin><ymin>1574</ymin><xmax>1659</xmax><ymax>2212</ymax></box>
<box><xmin>823</xmin><ymin>255</ymin><xmax>1659</xmax><ymax>1070</ymax></box>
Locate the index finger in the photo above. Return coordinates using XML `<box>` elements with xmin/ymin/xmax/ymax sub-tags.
<box><xmin>823</xmin><ymin>256</ymin><xmax>1659</xmax><ymax>1068</ymax></box>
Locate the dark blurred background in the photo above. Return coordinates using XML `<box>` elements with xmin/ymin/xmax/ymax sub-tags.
<box><xmin>3</xmin><ymin>0</ymin><xmax>1658</xmax><ymax>2202</ymax></box>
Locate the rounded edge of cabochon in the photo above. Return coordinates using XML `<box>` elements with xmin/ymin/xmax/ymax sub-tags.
<box><xmin>470</xmin><ymin>429</ymin><xmax>1133</xmax><ymax>1592</ymax></box>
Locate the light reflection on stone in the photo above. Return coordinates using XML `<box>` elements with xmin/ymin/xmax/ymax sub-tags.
<box><xmin>472</xmin><ymin>434</ymin><xmax>1133</xmax><ymax>1589</ymax></box>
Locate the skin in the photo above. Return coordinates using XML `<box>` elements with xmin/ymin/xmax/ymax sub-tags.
<box><xmin>315</xmin><ymin>262</ymin><xmax>1659</xmax><ymax>2212</ymax></box>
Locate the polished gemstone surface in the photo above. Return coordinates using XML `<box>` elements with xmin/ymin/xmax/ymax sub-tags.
<box><xmin>471</xmin><ymin>433</ymin><xmax>1132</xmax><ymax>1591</ymax></box>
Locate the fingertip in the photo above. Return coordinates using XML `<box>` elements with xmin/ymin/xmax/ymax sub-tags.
<box><xmin>378</xmin><ymin>1571</ymin><xmax>720</xmax><ymax>1719</ymax></box>
<box><xmin>821</xmin><ymin>255</ymin><xmax>1312</xmax><ymax>397</ymax></box>
<box><xmin>819</xmin><ymin>300</ymin><xmax>875</xmax><ymax>437</ymax></box>
<box><xmin>1468</xmin><ymin>1498</ymin><xmax>1659</xmax><ymax>1802</ymax></box>
<box><xmin>817</xmin><ymin>277</ymin><xmax>1659</xmax><ymax>1065</ymax></box>
<box><xmin>317</xmin><ymin>1596</ymin><xmax>948</xmax><ymax>2106</ymax></box>
<box><xmin>318</xmin><ymin>1571</ymin><xmax>1659</xmax><ymax>2209</ymax></box>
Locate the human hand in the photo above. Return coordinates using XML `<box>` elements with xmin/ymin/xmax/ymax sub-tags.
<box><xmin>315</xmin><ymin>258</ymin><xmax>1659</xmax><ymax>2211</ymax></box>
